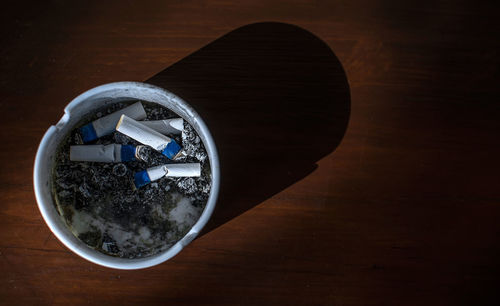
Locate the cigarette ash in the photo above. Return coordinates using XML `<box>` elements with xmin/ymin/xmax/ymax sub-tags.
<box><xmin>52</xmin><ymin>101</ymin><xmax>211</xmax><ymax>259</ymax></box>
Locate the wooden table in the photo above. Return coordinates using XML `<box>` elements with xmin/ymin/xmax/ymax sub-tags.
<box><xmin>1</xmin><ymin>1</ymin><xmax>499</xmax><ymax>305</ymax></box>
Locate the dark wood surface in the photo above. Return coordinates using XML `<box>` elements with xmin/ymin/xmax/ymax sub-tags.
<box><xmin>1</xmin><ymin>1</ymin><xmax>499</xmax><ymax>305</ymax></box>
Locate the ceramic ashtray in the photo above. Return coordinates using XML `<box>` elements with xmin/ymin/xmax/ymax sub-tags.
<box><xmin>34</xmin><ymin>82</ymin><xmax>220</xmax><ymax>269</ymax></box>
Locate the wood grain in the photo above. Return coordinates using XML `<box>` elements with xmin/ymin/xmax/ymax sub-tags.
<box><xmin>1</xmin><ymin>1</ymin><xmax>499</xmax><ymax>305</ymax></box>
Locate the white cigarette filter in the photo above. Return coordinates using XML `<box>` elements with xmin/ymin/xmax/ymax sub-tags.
<box><xmin>79</xmin><ymin>102</ymin><xmax>146</xmax><ymax>143</ymax></box>
<box><xmin>139</xmin><ymin>118</ymin><xmax>184</xmax><ymax>135</ymax></box>
<box><xmin>116</xmin><ymin>115</ymin><xmax>183</xmax><ymax>160</ymax></box>
<box><xmin>134</xmin><ymin>163</ymin><xmax>201</xmax><ymax>188</ymax></box>
<box><xmin>70</xmin><ymin>144</ymin><xmax>139</xmax><ymax>162</ymax></box>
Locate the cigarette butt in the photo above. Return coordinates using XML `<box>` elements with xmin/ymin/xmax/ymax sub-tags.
<box><xmin>79</xmin><ymin>102</ymin><xmax>146</xmax><ymax>143</ymax></box>
<box><xmin>163</xmin><ymin>163</ymin><xmax>201</xmax><ymax>177</ymax></box>
<box><xmin>70</xmin><ymin>144</ymin><xmax>138</xmax><ymax>162</ymax></box>
<box><xmin>116</xmin><ymin>115</ymin><xmax>182</xmax><ymax>160</ymax></box>
<box><xmin>133</xmin><ymin>163</ymin><xmax>201</xmax><ymax>188</ymax></box>
<box><xmin>139</xmin><ymin>118</ymin><xmax>183</xmax><ymax>135</ymax></box>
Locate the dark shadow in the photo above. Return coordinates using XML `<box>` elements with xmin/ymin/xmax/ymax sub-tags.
<box><xmin>146</xmin><ymin>22</ymin><xmax>350</xmax><ymax>235</ymax></box>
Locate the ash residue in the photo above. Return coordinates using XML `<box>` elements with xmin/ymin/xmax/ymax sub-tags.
<box><xmin>52</xmin><ymin>101</ymin><xmax>211</xmax><ymax>259</ymax></box>
<box><xmin>170</xmin><ymin>123</ymin><xmax>211</xmax><ymax>198</ymax></box>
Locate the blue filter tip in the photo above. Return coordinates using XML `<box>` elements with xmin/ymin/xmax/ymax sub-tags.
<box><xmin>161</xmin><ymin>139</ymin><xmax>182</xmax><ymax>160</ymax></box>
<box><xmin>134</xmin><ymin>170</ymin><xmax>151</xmax><ymax>189</ymax></box>
<box><xmin>79</xmin><ymin>123</ymin><xmax>98</xmax><ymax>143</ymax></box>
<box><xmin>120</xmin><ymin>145</ymin><xmax>137</xmax><ymax>162</ymax></box>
